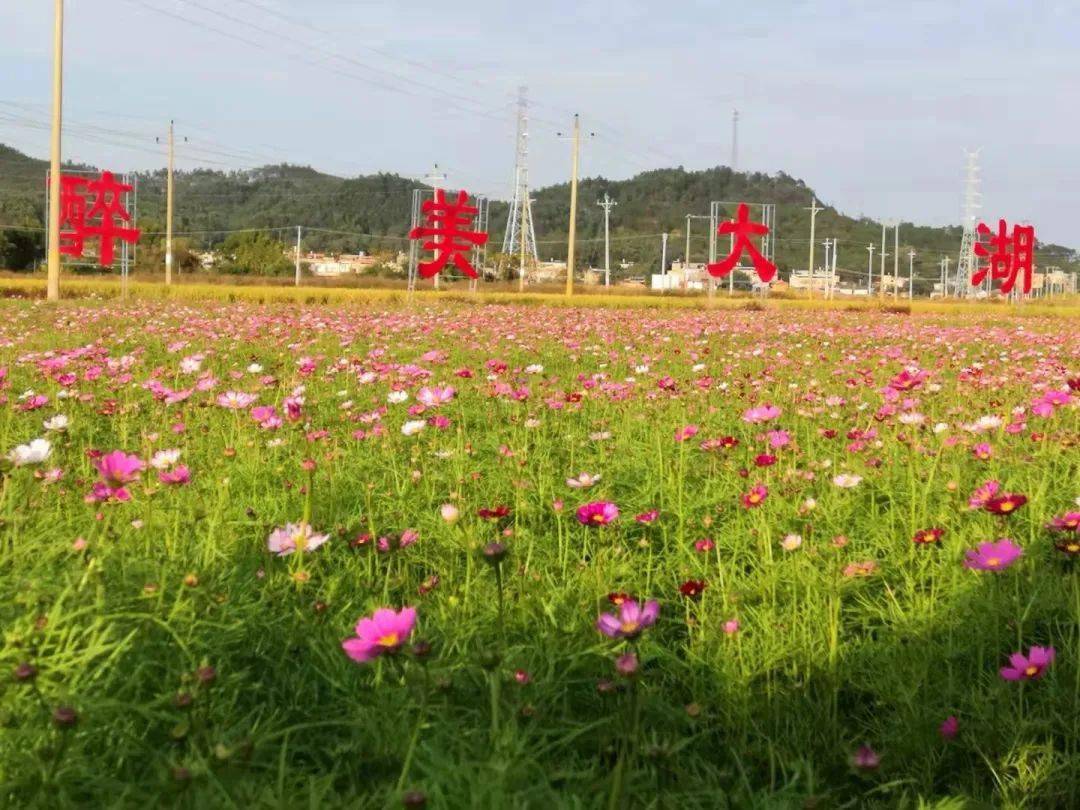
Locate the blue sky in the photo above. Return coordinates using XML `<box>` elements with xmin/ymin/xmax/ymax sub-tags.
<box><xmin>2</xmin><ymin>0</ymin><xmax>1078</xmax><ymax>245</ymax></box>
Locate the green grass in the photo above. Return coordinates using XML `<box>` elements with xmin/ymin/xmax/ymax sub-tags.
<box><xmin>0</xmin><ymin>297</ymin><xmax>1077</xmax><ymax>809</ymax></box>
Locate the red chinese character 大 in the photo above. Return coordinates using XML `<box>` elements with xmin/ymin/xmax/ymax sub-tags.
<box><xmin>973</xmin><ymin>219</ymin><xmax>1034</xmax><ymax>294</ymax></box>
<box><xmin>408</xmin><ymin>189</ymin><xmax>489</xmax><ymax>279</ymax></box>
<box><xmin>58</xmin><ymin>171</ymin><xmax>141</xmax><ymax>267</ymax></box>
<box><xmin>706</xmin><ymin>203</ymin><xmax>776</xmax><ymax>283</ymax></box>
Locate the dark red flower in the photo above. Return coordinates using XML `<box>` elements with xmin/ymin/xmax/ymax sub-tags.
<box><xmin>679</xmin><ymin>579</ymin><xmax>707</xmax><ymax>598</ymax></box>
<box><xmin>913</xmin><ymin>527</ymin><xmax>944</xmax><ymax>545</ymax></box>
<box><xmin>985</xmin><ymin>493</ymin><xmax>1027</xmax><ymax>516</ymax></box>
<box><xmin>606</xmin><ymin>591</ymin><xmax>632</xmax><ymax>606</ymax></box>
<box><xmin>477</xmin><ymin>505</ymin><xmax>511</xmax><ymax>520</ymax></box>
<box><xmin>754</xmin><ymin>453</ymin><xmax>777</xmax><ymax>467</ymax></box>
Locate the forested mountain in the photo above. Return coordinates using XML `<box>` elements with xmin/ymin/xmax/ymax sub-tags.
<box><xmin>1</xmin><ymin>142</ymin><xmax>1076</xmax><ymax>284</ymax></box>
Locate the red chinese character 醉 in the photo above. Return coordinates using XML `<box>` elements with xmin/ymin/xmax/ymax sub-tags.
<box><xmin>706</xmin><ymin>203</ymin><xmax>776</xmax><ymax>283</ymax></box>
<box><xmin>58</xmin><ymin>171</ymin><xmax>141</xmax><ymax>267</ymax></box>
<box><xmin>408</xmin><ymin>189</ymin><xmax>489</xmax><ymax>279</ymax></box>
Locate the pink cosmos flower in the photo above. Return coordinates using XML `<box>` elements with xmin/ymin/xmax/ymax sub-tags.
<box><xmin>596</xmin><ymin>599</ymin><xmax>659</xmax><ymax>639</ymax></box>
<box><xmin>939</xmin><ymin>716</ymin><xmax>959</xmax><ymax>740</ymax></box>
<box><xmin>267</xmin><ymin>522</ymin><xmax>330</xmax><ymax>557</ymax></box>
<box><xmin>741</xmin><ymin>484</ymin><xmax>768</xmax><ymax>508</ymax></box>
<box><xmin>1047</xmin><ymin>512</ymin><xmax>1080</xmax><ymax>534</ymax></box>
<box><xmin>968</xmin><ymin>480</ymin><xmax>1001</xmax><ymax>509</ymax></box>
<box><xmin>416</xmin><ymin>385</ymin><xmax>456</xmax><ymax>408</ymax></box>
<box><xmin>963</xmin><ymin>538</ymin><xmax>1023</xmax><ymax>571</ymax></box>
<box><xmin>577</xmin><ymin>501</ymin><xmax>619</xmax><ymax>527</ymax></box>
<box><xmin>767</xmin><ymin>429</ymin><xmax>791</xmax><ymax>449</ymax></box>
<box><xmin>742</xmin><ymin>404</ymin><xmax>781</xmax><ymax>424</ymax></box>
<box><xmin>97</xmin><ymin>451</ymin><xmax>144</xmax><ymax>487</ymax></box>
<box><xmin>972</xmin><ymin>442</ymin><xmax>993</xmax><ymax>461</ymax></box>
<box><xmin>634</xmin><ymin>509</ymin><xmax>659</xmax><ymax>524</ymax></box>
<box><xmin>158</xmin><ymin>465</ymin><xmax>191</xmax><ymax>486</ymax></box>
<box><xmin>217</xmin><ymin>391</ymin><xmax>257</xmax><ymax>410</ymax></box>
<box><xmin>722</xmin><ymin>618</ymin><xmax>740</xmax><ymax>636</ymax></box>
<box><xmin>851</xmin><ymin>745</ymin><xmax>881</xmax><ymax>771</ymax></box>
<box><xmin>674</xmin><ymin>424</ymin><xmax>699</xmax><ymax>442</ymax></box>
<box><xmin>342</xmin><ymin>607</ymin><xmax>417</xmax><ymax>664</ymax></box>
<box><xmin>1000</xmin><ymin>646</ymin><xmax>1055</xmax><ymax>681</ymax></box>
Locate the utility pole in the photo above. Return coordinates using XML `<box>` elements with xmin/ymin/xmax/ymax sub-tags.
<box><xmin>830</xmin><ymin>238</ymin><xmax>839</xmax><ymax>299</ymax></box>
<box><xmin>943</xmin><ymin>256</ymin><xmax>951</xmax><ymax>297</ymax></box>
<box><xmin>822</xmin><ymin>238</ymin><xmax>831</xmax><ymax>298</ymax></box>
<box><xmin>598</xmin><ymin>193</ymin><xmax>616</xmax><ymax>288</ymax></box>
<box><xmin>660</xmin><ymin>232</ymin><xmax>669</xmax><ymax>291</ymax></box>
<box><xmin>684</xmin><ymin>215</ymin><xmax>691</xmax><ymax>277</ymax></box>
<box><xmin>805</xmin><ymin>197</ymin><xmax>822</xmax><ymax>298</ymax></box>
<box><xmin>424</xmin><ymin>163</ymin><xmax>446</xmax><ymax>290</ymax></box>
<box><xmin>907</xmin><ymin>249</ymin><xmax>915</xmax><ymax>299</ymax></box>
<box><xmin>879</xmin><ymin>223</ymin><xmax>888</xmax><ymax>300</ymax></box>
<box><xmin>866</xmin><ymin>243</ymin><xmax>875</xmax><ymax>295</ymax></box>
<box><xmin>893</xmin><ymin>223</ymin><xmax>900</xmax><ymax>300</ymax></box>
<box><xmin>731</xmin><ymin>108</ymin><xmax>739</xmax><ymax>171</ymax></box>
<box><xmin>565</xmin><ymin>114</ymin><xmax>581</xmax><ymax>296</ymax></box>
<box><xmin>294</xmin><ymin>226</ymin><xmax>302</xmax><ymax>286</ymax></box>
<box><xmin>46</xmin><ymin>0</ymin><xmax>64</xmax><ymax>302</ymax></box>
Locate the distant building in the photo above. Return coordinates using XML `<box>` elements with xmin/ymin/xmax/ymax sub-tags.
<box><xmin>304</xmin><ymin>252</ymin><xmax>381</xmax><ymax>277</ymax></box>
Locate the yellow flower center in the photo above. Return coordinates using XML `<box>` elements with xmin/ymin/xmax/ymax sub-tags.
<box><xmin>1000</xmin><ymin>502</ymin><xmax>1014</xmax><ymax>512</ymax></box>
<box><xmin>1068</xmin><ymin>544</ymin><xmax>1080</xmax><ymax>553</ymax></box>
<box><xmin>377</xmin><ymin>632</ymin><xmax>400</xmax><ymax>648</ymax></box>
<box><xmin>986</xmin><ymin>557</ymin><xmax>1000</xmax><ymax>568</ymax></box>
<box><xmin>748</xmin><ymin>494</ymin><xmax>761</xmax><ymax>504</ymax></box>
<box><xmin>591</xmin><ymin>513</ymin><xmax>605</xmax><ymax>523</ymax></box>
<box><xmin>1025</xmin><ymin>665</ymin><xmax>1038</xmax><ymax>677</ymax></box>
<box><xmin>620</xmin><ymin>621</ymin><xmax>640</xmax><ymax>635</ymax></box>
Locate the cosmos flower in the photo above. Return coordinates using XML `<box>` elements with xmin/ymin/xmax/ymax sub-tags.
<box><xmin>832</xmin><ymin>473</ymin><xmax>862</xmax><ymax>488</ymax></box>
<box><xmin>968</xmin><ymin>480</ymin><xmax>1001</xmax><ymax>509</ymax></box>
<box><xmin>741</xmin><ymin>484</ymin><xmax>768</xmax><ymax>509</ymax></box>
<box><xmin>781</xmin><ymin>534</ymin><xmax>803</xmax><ymax>552</ymax></box>
<box><xmin>963</xmin><ymin>538</ymin><xmax>1023</xmax><ymax>571</ymax></box>
<box><xmin>342</xmin><ymin>607</ymin><xmax>417</xmax><ymax>664</ymax></box>
<box><xmin>577</xmin><ymin>501</ymin><xmax>619</xmax><ymax>526</ymax></box>
<box><xmin>634</xmin><ymin>509</ymin><xmax>659</xmax><ymax>524</ymax></box>
<box><xmin>6</xmin><ymin>438</ymin><xmax>52</xmax><ymax>467</ymax></box>
<box><xmin>401</xmin><ymin>420</ymin><xmax>426</xmax><ymax>436</ymax></box>
<box><xmin>158</xmin><ymin>466</ymin><xmax>191</xmax><ymax>486</ymax></box>
<box><xmin>596</xmin><ymin>598</ymin><xmax>659</xmax><ymax>639</ymax></box>
<box><xmin>566</xmin><ymin>472</ymin><xmax>602</xmax><ymax>489</ymax></box>
<box><xmin>149</xmin><ymin>449</ymin><xmax>182</xmax><ymax>470</ymax></box>
<box><xmin>417</xmin><ymin>385</ymin><xmax>456</xmax><ymax>408</ymax></box>
<box><xmin>912</xmin><ymin>527</ymin><xmax>944</xmax><ymax>545</ymax></box>
<box><xmin>939</xmin><ymin>716</ymin><xmax>959</xmax><ymax>740</ymax></box>
<box><xmin>439</xmin><ymin>503</ymin><xmax>460</xmax><ymax>523</ymax></box>
<box><xmin>267</xmin><ymin>522</ymin><xmax>330</xmax><ymax>557</ymax></box>
<box><xmin>96</xmin><ymin>451</ymin><xmax>144</xmax><ymax>488</ymax></box>
<box><xmin>43</xmin><ymin>414</ymin><xmax>69</xmax><ymax>432</ymax></box>
<box><xmin>679</xmin><ymin>579</ymin><xmax>707</xmax><ymax>598</ymax></box>
<box><xmin>1000</xmin><ymin>646</ymin><xmax>1055</xmax><ymax>681</ymax></box>
<box><xmin>1047</xmin><ymin>512</ymin><xmax>1080</xmax><ymax>534</ymax></box>
<box><xmin>984</xmin><ymin>493</ymin><xmax>1027</xmax><ymax>516</ymax></box>
<box><xmin>674</xmin><ymin>424</ymin><xmax>699</xmax><ymax>442</ymax></box>
<box><xmin>972</xmin><ymin>442</ymin><xmax>993</xmax><ymax>461</ymax></box>
<box><xmin>851</xmin><ymin>745</ymin><xmax>880</xmax><ymax>771</ymax></box>
<box><xmin>742</xmin><ymin>404</ymin><xmax>781</xmax><ymax>424</ymax></box>
<box><xmin>217</xmin><ymin>391</ymin><xmax>257</xmax><ymax>409</ymax></box>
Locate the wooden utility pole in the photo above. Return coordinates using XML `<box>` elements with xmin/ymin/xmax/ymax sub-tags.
<box><xmin>46</xmin><ymin>0</ymin><xmax>64</xmax><ymax>302</ymax></box>
<box><xmin>295</xmin><ymin>226</ymin><xmax>302</xmax><ymax>286</ymax></box>
<box><xmin>165</xmin><ymin>120</ymin><xmax>175</xmax><ymax>285</ymax></box>
<box><xmin>805</xmin><ymin>197</ymin><xmax>821</xmax><ymax>298</ymax></box>
<box><xmin>565</xmin><ymin>114</ymin><xmax>580</xmax><ymax>296</ymax></box>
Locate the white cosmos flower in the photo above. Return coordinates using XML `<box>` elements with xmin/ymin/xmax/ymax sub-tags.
<box><xmin>933</xmin><ymin>422</ymin><xmax>949</xmax><ymax>434</ymax></box>
<box><xmin>7</xmin><ymin>438</ymin><xmax>52</xmax><ymax>467</ymax></box>
<box><xmin>387</xmin><ymin>391</ymin><xmax>409</xmax><ymax>404</ymax></box>
<box><xmin>150</xmin><ymin>449</ymin><xmax>181</xmax><ymax>470</ymax></box>
<box><xmin>781</xmin><ymin>534</ymin><xmax>803</xmax><ymax>551</ymax></box>
<box><xmin>247</xmin><ymin>363</ymin><xmax>264</xmax><ymax>374</ymax></box>
<box><xmin>524</xmin><ymin>364</ymin><xmax>544</xmax><ymax>375</ymax></box>
<box><xmin>401</xmin><ymin>420</ymin><xmax>426</xmax><ymax>436</ymax></box>
<box><xmin>832</xmin><ymin>473</ymin><xmax>863</xmax><ymax>488</ymax></box>
<box><xmin>566</xmin><ymin>472</ymin><xmax>601</xmax><ymax>489</ymax></box>
<box><xmin>43</xmin><ymin>414</ymin><xmax>69</xmax><ymax>432</ymax></box>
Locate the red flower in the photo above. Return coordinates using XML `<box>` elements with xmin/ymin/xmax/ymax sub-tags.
<box><xmin>679</xmin><ymin>579</ymin><xmax>707</xmax><ymax>598</ymax></box>
<box><xmin>984</xmin><ymin>493</ymin><xmax>1027</xmax><ymax>516</ymax></box>
<box><xmin>913</xmin><ymin>527</ymin><xmax>945</xmax><ymax>545</ymax></box>
<box><xmin>754</xmin><ymin>453</ymin><xmax>776</xmax><ymax>467</ymax></box>
<box><xmin>477</xmin><ymin>505</ymin><xmax>511</xmax><ymax>520</ymax></box>
<box><xmin>741</xmin><ymin>484</ymin><xmax>768</xmax><ymax>509</ymax></box>
<box><xmin>606</xmin><ymin>591</ymin><xmax>632</xmax><ymax>606</ymax></box>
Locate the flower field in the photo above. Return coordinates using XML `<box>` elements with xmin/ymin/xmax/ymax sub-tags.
<box><xmin>1</xmin><ymin>298</ymin><xmax>1078</xmax><ymax>808</ymax></box>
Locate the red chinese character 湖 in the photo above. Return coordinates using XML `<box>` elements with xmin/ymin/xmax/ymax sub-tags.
<box><xmin>973</xmin><ymin>219</ymin><xmax>1034</xmax><ymax>294</ymax></box>
<box><xmin>408</xmin><ymin>189</ymin><xmax>489</xmax><ymax>279</ymax></box>
<box><xmin>57</xmin><ymin>171</ymin><xmax>141</xmax><ymax>267</ymax></box>
<box><xmin>706</xmin><ymin>203</ymin><xmax>776</xmax><ymax>283</ymax></box>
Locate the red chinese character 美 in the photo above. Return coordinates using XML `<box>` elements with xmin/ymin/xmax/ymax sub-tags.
<box><xmin>408</xmin><ymin>189</ymin><xmax>489</xmax><ymax>279</ymax></box>
<box><xmin>706</xmin><ymin>203</ymin><xmax>776</xmax><ymax>283</ymax></box>
<box><xmin>57</xmin><ymin>171</ymin><xmax>141</xmax><ymax>267</ymax></box>
<box><xmin>973</xmin><ymin>219</ymin><xmax>1034</xmax><ymax>294</ymax></box>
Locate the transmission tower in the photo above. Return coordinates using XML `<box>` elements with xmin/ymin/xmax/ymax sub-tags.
<box><xmin>954</xmin><ymin>149</ymin><xmax>981</xmax><ymax>296</ymax></box>
<box><xmin>502</xmin><ymin>86</ymin><xmax>538</xmax><ymax>264</ymax></box>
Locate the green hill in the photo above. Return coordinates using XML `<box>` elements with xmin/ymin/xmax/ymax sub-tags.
<box><xmin>1</xmin><ymin>143</ymin><xmax>1075</xmax><ymax>289</ymax></box>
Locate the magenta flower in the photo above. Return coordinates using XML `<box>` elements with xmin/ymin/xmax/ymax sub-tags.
<box><xmin>96</xmin><ymin>451</ymin><xmax>144</xmax><ymax>488</ymax></box>
<box><xmin>851</xmin><ymin>745</ymin><xmax>880</xmax><ymax>771</ymax></box>
<box><xmin>577</xmin><ymin>501</ymin><xmax>619</xmax><ymax>527</ymax></box>
<box><xmin>1000</xmin><ymin>646</ymin><xmax>1055</xmax><ymax>681</ymax></box>
<box><xmin>158</xmin><ymin>465</ymin><xmax>191</xmax><ymax>486</ymax></box>
<box><xmin>674</xmin><ymin>424</ymin><xmax>699</xmax><ymax>442</ymax></box>
<box><xmin>939</xmin><ymin>715</ymin><xmax>959</xmax><ymax>740</ymax></box>
<box><xmin>963</xmin><ymin>538</ymin><xmax>1023</xmax><ymax>572</ymax></box>
<box><xmin>968</xmin><ymin>480</ymin><xmax>1000</xmax><ymax>509</ymax></box>
<box><xmin>342</xmin><ymin>606</ymin><xmax>417</xmax><ymax>663</ymax></box>
<box><xmin>634</xmin><ymin>509</ymin><xmax>659</xmax><ymax>524</ymax></box>
<box><xmin>742</xmin><ymin>404</ymin><xmax>781</xmax><ymax>424</ymax></box>
<box><xmin>596</xmin><ymin>598</ymin><xmax>659</xmax><ymax>639</ymax></box>
<box><xmin>972</xmin><ymin>442</ymin><xmax>992</xmax><ymax>461</ymax></box>
<box><xmin>1047</xmin><ymin>512</ymin><xmax>1080</xmax><ymax>534</ymax></box>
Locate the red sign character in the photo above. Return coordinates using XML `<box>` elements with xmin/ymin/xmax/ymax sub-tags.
<box><xmin>408</xmin><ymin>189</ymin><xmax>489</xmax><ymax>279</ymax></box>
<box><xmin>706</xmin><ymin>203</ymin><xmax>776</xmax><ymax>283</ymax></box>
<box><xmin>972</xmin><ymin>219</ymin><xmax>1034</xmax><ymax>294</ymax></box>
<box><xmin>58</xmin><ymin>171</ymin><xmax>141</xmax><ymax>267</ymax></box>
